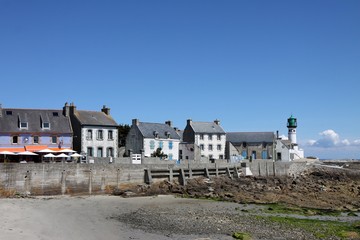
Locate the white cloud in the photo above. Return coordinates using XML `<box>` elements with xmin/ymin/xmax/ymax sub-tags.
<box><xmin>306</xmin><ymin>129</ymin><xmax>357</xmax><ymax>148</ymax></box>
<box><xmin>303</xmin><ymin>129</ymin><xmax>360</xmax><ymax>159</ymax></box>
<box><xmin>279</xmin><ymin>134</ymin><xmax>288</xmax><ymax>140</ymax></box>
<box><xmin>307</xmin><ymin>139</ymin><xmax>316</xmax><ymax>146</ymax></box>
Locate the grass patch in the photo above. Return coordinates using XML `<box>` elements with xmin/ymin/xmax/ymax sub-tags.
<box><xmin>259</xmin><ymin>215</ymin><xmax>360</xmax><ymax>239</ymax></box>
<box><xmin>232</xmin><ymin>232</ymin><xmax>252</xmax><ymax>239</ymax></box>
<box><xmin>264</xmin><ymin>203</ymin><xmax>341</xmax><ymax>216</ymax></box>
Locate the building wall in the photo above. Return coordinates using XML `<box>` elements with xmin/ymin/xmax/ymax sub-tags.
<box><xmin>125</xmin><ymin>126</ymin><xmax>143</xmax><ymax>155</ymax></box>
<box><xmin>225</xmin><ymin>142</ymin><xmax>240</xmax><ymax>159</ymax></box>
<box><xmin>275</xmin><ymin>140</ymin><xmax>290</xmax><ymax>161</ymax></box>
<box><xmin>179</xmin><ymin>143</ymin><xmax>204</xmax><ymax>161</ymax></box>
<box><xmin>182</xmin><ymin>124</ymin><xmax>194</xmax><ymax>143</ymax></box>
<box><xmin>0</xmin><ymin>134</ymin><xmax>72</xmax><ymax>149</ymax></box>
<box><xmin>143</xmin><ymin>138</ymin><xmax>180</xmax><ymax>160</ymax></box>
<box><xmin>194</xmin><ymin>133</ymin><xmax>226</xmax><ymax>159</ymax></box>
<box><xmin>81</xmin><ymin>126</ymin><xmax>118</xmax><ymax>158</ymax></box>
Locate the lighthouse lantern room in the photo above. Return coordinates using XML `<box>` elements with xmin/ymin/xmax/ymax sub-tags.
<box><xmin>287</xmin><ymin>115</ymin><xmax>297</xmax><ymax>145</ymax></box>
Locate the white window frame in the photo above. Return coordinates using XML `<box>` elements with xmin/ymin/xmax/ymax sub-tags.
<box><xmin>42</xmin><ymin>122</ymin><xmax>50</xmax><ymax>129</ymax></box>
<box><xmin>20</xmin><ymin>122</ymin><xmax>28</xmax><ymax>129</ymax></box>
<box><xmin>108</xmin><ymin>130</ymin><xmax>113</xmax><ymax>140</ymax></box>
<box><xmin>97</xmin><ymin>130</ymin><xmax>103</xmax><ymax>140</ymax></box>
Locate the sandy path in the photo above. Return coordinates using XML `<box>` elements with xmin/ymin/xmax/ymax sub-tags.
<box><xmin>0</xmin><ymin>195</ymin><xmax>232</xmax><ymax>240</ymax></box>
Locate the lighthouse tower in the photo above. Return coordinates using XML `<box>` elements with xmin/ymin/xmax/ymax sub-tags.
<box><xmin>287</xmin><ymin>115</ymin><xmax>297</xmax><ymax>144</ymax></box>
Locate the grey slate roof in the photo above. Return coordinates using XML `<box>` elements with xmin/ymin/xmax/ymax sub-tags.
<box><xmin>227</xmin><ymin>132</ymin><xmax>275</xmax><ymax>143</ymax></box>
<box><xmin>138</xmin><ymin>122</ymin><xmax>181</xmax><ymax>139</ymax></box>
<box><xmin>74</xmin><ymin>110</ymin><xmax>118</xmax><ymax>126</ymax></box>
<box><xmin>0</xmin><ymin>108</ymin><xmax>72</xmax><ymax>134</ymax></box>
<box><xmin>190</xmin><ymin>122</ymin><xmax>225</xmax><ymax>134</ymax></box>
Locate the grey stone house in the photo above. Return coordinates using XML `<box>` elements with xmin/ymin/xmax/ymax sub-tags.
<box><xmin>182</xmin><ymin>119</ymin><xmax>226</xmax><ymax>160</ymax></box>
<box><xmin>64</xmin><ymin>103</ymin><xmax>118</xmax><ymax>159</ymax></box>
<box><xmin>125</xmin><ymin>119</ymin><xmax>181</xmax><ymax>160</ymax></box>
<box><xmin>226</xmin><ymin>132</ymin><xmax>275</xmax><ymax>160</ymax></box>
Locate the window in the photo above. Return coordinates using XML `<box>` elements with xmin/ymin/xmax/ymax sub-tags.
<box><xmin>217</xmin><ymin>144</ymin><xmax>221</xmax><ymax>151</ymax></box>
<box><xmin>262</xmin><ymin>150</ymin><xmax>268</xmax><ymax>159</ymax></box>
<box><xmin>217</xmin><ymin>134</ymin><xmax>221</xmax><ymax>140</ymax></box>
<box><xmin>86</xmin><ymin>130</ymin><xmax>93</xmax><ymax>140</ymax></box>
<box><xmin>52</xmin><ymin>112</ymin><xmax>59</xmax><ymax>117</ymax></box>
<box><xmin>87</xmin><ymin>147</ymin><xmax>93</xmax><ymax>157</ymax></box>
<box><xmin>219</xmin><ymin>155</ymin><xmax>224</xmax><ymax>159</ymax></box>
<box><xmin>51</xmin><ymin>136</ymin><xmax>57</xmax><ymax>144</ymax></box>
<box><xmin>169</xmin><ymin>141</ymin><xmax>173</xmax><ymax>150</ymax></box>
<box><xmin>97</xmin><ymin>130</ymin><xmax>103</xmax><ymax>140</ymax></box>
<box><xmin>150</xmin><ymin>140</ymin><xmax>155</xmax><ymax>150</ymax></box>
<box><xmin>200</xmin><ymin>144</ymin><xmax>204</xmax><ymax>150</ymax></box>
<box><xmin>33</xmin><ymin>136</ymin><xmax>39</xmax><ymax>144</ymax></box>
<box><xmin>12</xmin><ymin>136</ymin><xmax>18</xmax><ymax>144</ymax></box>
<box><xmin>159</xmin><ymin>141</ymin><xmax>163</xmax><ymax>149</ymax></box>
<box><xmin>168</xmin><ymin>153</ymin><xmax>173</xmax><ymax>160</ymax></box>
<box><xmin>107</xmin><ymin>147</ymin><xmax>114</xmax><ymax>157</ymax></box>
<box><xmin>6</xmin><ymin>110</ymin><xmax>12</xmax><ymax>115</ymax></box>
<box><xmin>200</xmin><ymin>134</ymin><xmax>204</xmax><ymax>140</ymax></box>
<box><xmin>108</xmin><ymin>130</ymin><xmax>113</xmax><ymax>140</ymax></box>
<box><xmin>20</xmin><ymin>122</ymin><xmax>28</xmax><ymax>129</ymax></box>
<box><xmin>97</xmin><ymin>147</ymin><xmax>103</xmax><ymax>157</ymax></box>
<box><xmin>242</xmin><ymin>150</ymin><xmax>247</xmax><ymax>158</ymax></box>
<box><xmin>208</xmin><ymin>134</ymin><xmax>213</xmax><ymax>140</ymax></box>
<box><xmin>209</xmin><ymin>154</ymin><xmax>213</xmax><ymax>159</ymax></box>
<box><xmin>42</xmin><ymin>122</ymin><xmax>50</xmax><ymax>129</ymax></box>
<box><xmin>208</xmin><ymin>144</ymin><xmax>213</xmax><ymax>151</ymax></box>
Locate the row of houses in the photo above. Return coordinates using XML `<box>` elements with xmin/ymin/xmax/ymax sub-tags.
<box><xmin>0</xmin><ymin>103</ymin><xmax>304</xmax><ymax>163</ymax></box>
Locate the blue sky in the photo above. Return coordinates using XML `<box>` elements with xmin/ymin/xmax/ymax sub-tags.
<box><xmin>1</xmin><ymin>1</ymin><xmax>359</xmax><ymax>159</ymax></box>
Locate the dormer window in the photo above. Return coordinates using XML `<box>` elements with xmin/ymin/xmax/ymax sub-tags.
<box><xmin>52</xmin><ymin>112</ymin><xmax>59</xmax><ymax>117</ymax></box>
<box><xmin>6</xmin><ymin>110</ymin><xmax>12</xmax><ymax>115</ymax></box>
<box><xmin>165</xmin><ymin>131</ymin><xmax>170</xmax><ymax>138</ymax></box>
<box><xmin>153</xmin><ymin>131</ymin><xmax>159</xmax><ymax>138</ymax></box>
<box><xmin>20</xmin><ymin>122</ymin><xmax>28</xmax><ymax>129</ymax></box>
<box><xmin>42</xmin><ymin>122</ymin><xmax>50</xmax><ymax>129</ymax></box>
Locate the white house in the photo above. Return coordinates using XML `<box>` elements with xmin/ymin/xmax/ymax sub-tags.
<box><xmin>126</xmin><ymin>119</ymin><xmax>181</xmax><ymax>160</ymax></box>
<box><xmin>66</xmin><ymin>103</ymin><xmax>118</xmax><ymax>159</ymax></box>
<box><xmin>182</xmin><ymin>119</ymin><xmax>226</xmax><ymax>160</ymax></box>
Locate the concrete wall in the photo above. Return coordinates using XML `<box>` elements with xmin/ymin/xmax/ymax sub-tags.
<box><xmin>0</xmin><ymin>160</ymin><xmax>309</xmax><ymax>196</ymax></box>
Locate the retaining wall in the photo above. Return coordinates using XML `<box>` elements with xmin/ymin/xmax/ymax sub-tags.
<box><xmin>0</xmin><ymin>160</ymin><xmax>309</xmax><ymax>196</ymax></box>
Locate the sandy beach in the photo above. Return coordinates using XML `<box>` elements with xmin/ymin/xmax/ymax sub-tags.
<box><xmin>1</xmin><ymin>194</ymin><xmax>359</xmax><ymax>240</ymax></box>
<box><xmin>0</xmin><ymin>195</ymin><xmax>237</xmax><ymax>240</ymax></box>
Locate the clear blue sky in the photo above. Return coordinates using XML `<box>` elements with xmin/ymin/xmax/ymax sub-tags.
<box><xmin>1</xmin><ymin>1</ymin><xmax>359</xmax><ymax>159</ymax></box>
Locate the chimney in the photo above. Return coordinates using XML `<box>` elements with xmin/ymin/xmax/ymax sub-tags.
<box><xmin>214</xmin><ymin>119</ymin><xmax>220</xmax><ymax>125</ymax></box>
<box><xmin>165</xmin><ymin>120</ymin><xmax>172</xmax><ymax>127</ymax></box>
<box><xmin>101</xmin><ymin>105</ymin><xmax>110</xmax><ymax>115</ymax></box>
<box><xmin>132</xmin><ymin>119</ymin><xmax>139</xmax><ymax>126</ymax></box>
<box><xmin>69</xmin><ymin>102</ymin><xmax>77</xmax><ymax>115</ymax></box>
<box><xmin>63</xmin><ymin>102</ymin><xmax>70</xmax><ymax>117</ymax></box>
<box><xmin>187</xmin><ymin>119</ymin><xmax>192</xmax><ymax>126</ymax></box>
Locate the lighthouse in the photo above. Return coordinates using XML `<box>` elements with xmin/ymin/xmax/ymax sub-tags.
<box><xmin>287</xmin><ymin>115</ymin><xmax>297</xmax><ymax>144</ymax></box>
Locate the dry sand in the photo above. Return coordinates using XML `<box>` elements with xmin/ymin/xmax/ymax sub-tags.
<box><xmin>0</xmin><ymin>195</ymin><xmax>234</xmax><ymax>240</ymax></box>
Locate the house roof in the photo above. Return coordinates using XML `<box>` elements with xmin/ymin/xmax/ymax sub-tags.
<box><xmin>226</xmin><ymin>132</ymin><xmax>275</xmax><ymax>143</ymax></box>
<box><xmin>74</xmin><ymin>110</ymin><xmax>118</xmax><ymax>127</ymax></box>
<box><xmin>190</xmin><ymin>121</ymin><xmax>225</xmax><ymax>134</ymax></box>
<box><xmin>137</xmin><ymin>122</ymin><xmax>181</xmax><ymax>139</ymax></box>
<box><xmin>0</xmin><ymin>108</ymin><xmax>72</xmax><ymax>134</ymax></box>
